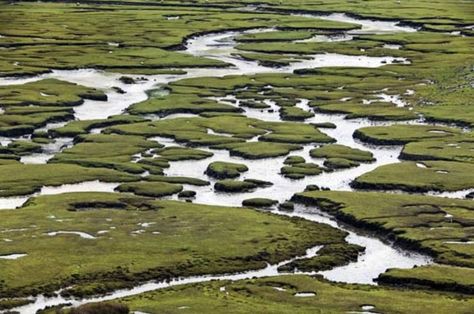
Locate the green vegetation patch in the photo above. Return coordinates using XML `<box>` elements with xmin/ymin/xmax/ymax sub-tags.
<box><xmin>281</xmin><ymin>162</ymin><xmax>323</xmax><ymax>179</ymax></box>
<box><xmin>0</xmin><ymin>79</ymin><xmax>106</xmax><ymax>107</ymax></box>
<box><xmin>51</xmin><ymin>134</ymin><xmax>161</xmax><ymax>175</ymax></box>
<box><xmin>354</xmin><ymin>125</ymin><xmax>463</xmax><ymax>145</ymax></box>
<box><xmin>110</xmin><ymin>115</ymin><xmax>333</xmax><ymax>147</ymax></box>
<box><xmin>236</xmin><ymin>30</ymin><xmax>316</xmax><ymax>42</ymax></box>
<box><xmin>146</xmin><ymin>175</ymin><xmax>209</xmax><ymax>186</ymax></box>
<box><xmin>116</xmin><ymin>275</ymin><xmax>474</xmax><ymax>314</ymax></box>
<box><xmin>0</xmin><ymin>192</ymin><xmax>348</xmax><ymax>298</ymax></box>
<box><xmin>315</xmin><ymin>101</ymin><xmax>417</xmax><ymax>121</ymax></box>
<box><xmin>292</xmin><ymin>191</ymin><xmax>474</xmax><ymax>269</ymax></box>
<box><xmin>0</xmin><ymin>164</ymin><xmax>136</xmax><ymax>197</ymax></box>
<box><xmin>310</xmin><ymin>144</ymin><xmax>374</xmax><ymax>162</ymax></box>
<box><xmin>310</xmin><ymin>144</ymin><xmax>375</xmax><ymax>170</ymax></box>
<box><xmin>217</xmin><ymin>142</ymin><xmax>301</xmax><ymax>159</ymax></box>
<box><xmin>52</xmin><ymin>115</ymin><xmax>146</xmax><ymax>137</ymax></box>
<box><xmin>154</xmin><ymin>147</ymin><xmax>213</xmax><ymax>161</ymax></box>
<box><xmin>280</xmin><ymin>106</ymin><xmax>315</xmax><ymax>121</ymax></box>
<box><xmin>352</xmin><ymin>160</ymin><xmax>474</xmax><ymax>192</ymax></box>
<box><xmin>116</xmin><ymin>182</ymin><xmax>183</xmax><ymax>197</ymax></box>
<box><xmin>214</xmin><ymin>179</ymin><xmax>259</xmax><ymax>193</ymax></box>
<box><xmin>378</xmin><ymin>265</ymin><xmax>474</xmax><ymax>294</ymax></box>
<box><xmin>324</xmin><ymin>157</ymin><xmax>360</xmax><ymax>170</ymax></box>
<box><xmin>205</xmin><ymin>161</ymin><xmax>248</xmax><ymax>179</ymax></box>
<box><xmin>242</xmin><ymin>198</ymin><xmax>278</xmax><ymax>208</ymax></box>
<box><xmin>128</xmin><ymin>93</ymin><xmax>240</xmax><ymax>117</ymax></box>
<box><xmin>400</xmin><ymin>135</ymin><xmax>474</xmax><ymax>163</ymax></box>
<box><xmin>284</xmin><ymin>155</ymin><xmax>306</xmax><ymax>165</ymax></box>
<box><xmin>0</xmin><ymin>79</ymin><xmax>107</xmax><ymax>136</ymax></box>
<box><xmin>279</xmin><ymin>243</ymin><xmax>364</xmax><ymax>272</ymax></box>
<box><xmin>0</xmin><ymin>2</ymin><xmax>357</xmax><ymax>76</ymax></box>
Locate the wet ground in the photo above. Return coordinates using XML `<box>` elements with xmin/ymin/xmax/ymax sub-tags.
<box><xmin>0</xmin><ymin>12</ymin><xmax>456</xmax><ymax>314</ymax></box>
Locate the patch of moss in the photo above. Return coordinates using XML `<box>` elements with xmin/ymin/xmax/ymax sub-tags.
<box><xmin>0</xmin><ymin>193</ymin><xmax>346</xmax><ymax>298</ymax></box>
<box><xmin>205</xmin><ymin>161</ymin><xmax>248</xmax><ymax>179</ymax></box>
<box><xmin>214</xmin><ymin>179</ymin><xmax>258</xmax><ymax>193</ymax></box>
<box><xmin>378</xmin><ymin>265</ymin><xmax>474</xmax><ymax>294</ymax></box>
<box><xmin>242</xmin><ymin>198</ymin><xmax>278</xmax><ymax>208</ymax></box>
<box><xmin>281</xmin><ymin>162</ymin><xmax>323</xmax><ymax>179</ymax></box>
<box><xmin>310</xmin><ymin>144</ymin><xmax>374</xmax><ymax>162</ymax></box>
<box><xmin>352</xmin><ymin>160</ymin><xmax>474</xmax><ymax>192</ymax></box>
<box><xmin>154</xmin><ymin>147</ymin><xmax>213</xmax><ymax>161</ymax></box>
<box><xmin>0</xmin><ymin>164</ymin><xmax>136</xmax><ymax>197</ymax></box>
<box><xmin>116</xmin><ymin>182</ymin><xmax>183</xmax><ymax>198</ymax></box>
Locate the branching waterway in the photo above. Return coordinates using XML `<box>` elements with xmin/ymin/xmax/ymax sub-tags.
<box><xmin>0</xmin><ymin>12</ymin><xmax>440</xmax><ymax>314</ymax></box>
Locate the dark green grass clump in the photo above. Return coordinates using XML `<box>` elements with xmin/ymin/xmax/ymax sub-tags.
<box><xmin>281</xmin><ymin>162</ymin><xmax>323</xmax><ymax>179</ymax></box>
<box><xmin>378</xmin><ymin>265</ymin><xmax>474</xmax><ymax>294</ymax></box>
<box><xmin>310</xmin><ymin>144</ymin><xmax>374</xmax><ymax>162</ymax></box>
<box><xmin>352</xmin><ymin>160</ymin><xmax>474</xmax><ymax>192</ymax></box>
<box><xmin>116</xmin><ymin>182</ymin><xmax>183</xmax><ymax>198</ymax></box>
<box><xmin>205</xmin><ymin>161</ymin><xmax>248</xmax><ymax>179</ymax></box>
<box><xmin>0</xmin><ymin>163</ymin><xmax>136</xmax><ymax>197</ymax></box>
<box><xmin>242</xmin><ymin>198</ymin><xmax>278</xmax><ymax>208</ymax></box>
<box><xmin>214</xmin><ymin>179</ymin><xmax>258</xmax><ymax>193</ymax></box>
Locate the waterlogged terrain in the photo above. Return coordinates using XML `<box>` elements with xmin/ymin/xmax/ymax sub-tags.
<box><xmin>0</xmin><ymin>0</ymin><xmax>473</xmax><ymax>313</ymax></box>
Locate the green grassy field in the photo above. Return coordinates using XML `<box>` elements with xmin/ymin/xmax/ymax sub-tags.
<box><xmin>0</xmin><ymin>193</ymin><xmax>351</xmax><ymax>298</ymax></box>
<box><xmin>0</xmin><ymin>0</ymin><xmax>473</xmax><ymax>312</ymax></box>
<box><xmin>100</xmin><ymin>275</ymin><xmax>474</xmax><ymax>314</ymax></box>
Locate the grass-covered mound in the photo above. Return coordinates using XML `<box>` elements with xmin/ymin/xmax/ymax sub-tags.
<box><xmin>218</xmin><ymin>141</ymin><xmax>301</xmax><ymax>159</ymax></box>
<box><xmin>280</xmin><ymin>106</ymin><xmax>315</xmax><ymax>121</ymax></box>
<box><xmin>400</xmin><ymin>135</ymin><xmax>474</xmax><ymax>163</ymax></box>
<box><xmin>51</xmin><ymin>134</ymin><xmax>162</xmax><ymax>175</ymax></box>
<box><xmin>113</xmin><ymin>275</ymin><xmax>474</xmax><ymax>314</ymax></box>
<box><xmin>292</xmin><ymin>191</ymin><xmax>474</xmax><ymax>272</ymax></box>
<box><xmin>0</xmin><ymin>79</ymin><xmax>107</xmax><ymax>136</ymax></box>
<box><xmin>378</xmin><ymin>265</ymin><xmax>474</xmax><ymax>294</ymax></box>
<box><xmin>281</xmin><ymin>162</ymin><xmax>323</xmax><ymax>179</ymax></box>
<box><xmin>153</xmin><ymin>147</ymin><xmax>213</xmax><ymax>161</ymax></box>
<box><xmin>0</xmin><ymin>163</ymin><xmax>136</xmax><ymax>197</ymax></box>
<box><xmin>116</xmin><ymin>182</ymin><xmax>183</xmax><ymax>197</ymax></box>
<box><xmin>0</xmin><ymin>192</ymin><xmax>350</xmax><ymax>299</ymax></box>
<box><xmin>110</xmin><ymin>115</ymin><xmax>333</xmax><ymax>148</ymax></box>
<box><xmin>354</xmin><ymin>125</ymin><xmax>463</xmax><ymax>145</ymax></box>
<box><xmin>352</xmin><ymin>160</ymin><xmax>474</xmax><ymax>192</ymax></box>
<box><xmin>278</xmin><ymin>243</ymin><xmax>364</xmax><ymax>273</ymax></box>
<box><xmin>242</xmin><ymin>198</ymin><xmax>278</xmax><ymax>208</ymax></box>
<box><xmin>310</xmin><ymin>144</ymin><xmax>374</xmax><ymax>162</ymax></box>
<box><xmin>146</xmin><ymin>175</ymin><xmax>209</xmax><ymax>186</ymax></box>
<box><xmin>311</xmin><ymin>144</ymin><xmax>375</xmax><ymax>170</ymax></box>
<box><xmin>52</xmin><ymin>115</ymin><xmax>145</xmax><ymax>137</ymax></box>
<box><xmin>214</xmin><ymin>179</ymin><xmax>259</xmax><ymax>193</ymax></box>
<box><xmin>205</xmin><ymin>161</ymin><xmax>248</xmax><ymax>179</ymax></box>
<box><xmin>0</xmin><ymin>79</ymin><xmax>106</xmax><ymax>107</ymax></box>
<box><xmin>0</xmin><ymin>2</ymin><xmax>357</xmax><ymax>76</ymax></box>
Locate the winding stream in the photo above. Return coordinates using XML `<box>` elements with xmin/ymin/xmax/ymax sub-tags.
<box><xmin>0</xmin><ymin>12</ymin><xmax>439</xmax><ymax>314</ymax></box>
